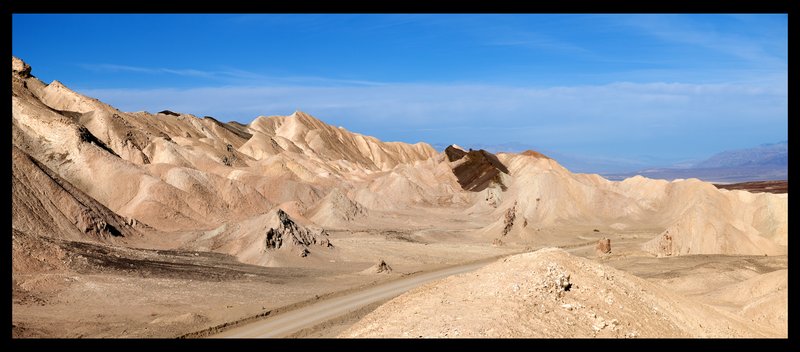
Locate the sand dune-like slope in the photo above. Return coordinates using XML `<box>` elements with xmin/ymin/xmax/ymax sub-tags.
<box><xmin>306</xmin><ymin>188</ymin><xmax>369</xmax><ymax>228</ymax></box>
<box><xmin>479</xmin><ymin>152</ymin><xmax>787</xmax><ymax>256</ymax></box>
<box><xmin>341</xmin><ymin>248</ymin><xmax>776</xmax><ymax>338</ymax></box>
<box><xmin>185</xmin><ymin>209</ymin><xmax>335</xmax><ymax>267</ymax></box>
<box><xmin>11</xmin><ymin>54</ymin><xmax>788</xmax><ymax>261</ymax></box>
<box><xmin>11</xmin><ymin>56</ymin><xmax>789</xmax><ymax>338</ymax></box>
<box><xmin>12</xmin><ymin>145</ymin><xmax>144</xmax><ymax>244</ymax></box>
<box><xmin>11</xmin><ymin>58</ymin><xmax>440</xmax><ymax>235</ymax></box>
<box><xmin>12</xmin><ymin>56</ymin><xmax>451</xmax><ymax>233</ymax></box>
<box><xmin>243</xmin><ymin>112</ymin><xmax>436</xmax><ymax>171</ymax></box>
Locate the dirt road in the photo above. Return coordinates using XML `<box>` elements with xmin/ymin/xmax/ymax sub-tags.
<box><xmin>212</xmin><ymin>259</ymin><xmax>496</xmax><ymax>338</ymax></box>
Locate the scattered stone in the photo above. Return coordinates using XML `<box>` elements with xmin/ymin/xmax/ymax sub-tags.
<box><xmin>556</xmin><ymin>272</ymin><xmax>571</xmax><ymax>291</ymax></box>
<box><xmin>542</xmin><ymin>262</ymin><xmax>572</xmax><ymax>299</ymax></box>
<box><xmin>374</xmin><ymin>259</ymin><xmax>393</xmax><ymax>274</ymax></box>
<box><xmin>596</xmin><ymin>238</ymin><xmax>611</xmax><ymax>255</ymax></box>
<box><xmin>501</xmin><ymin>202</ymin><xmax>517</xmax><ymax>236</ymax></box>
<box><xmin>264</xmin><ymin>209</ymin><xmax>334</xmax><ymax>258</ymax></box>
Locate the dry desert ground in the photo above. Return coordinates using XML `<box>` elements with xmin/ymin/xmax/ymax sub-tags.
<box><xmin>11</xmin><ymin>57</ymin><xmax>787</xmax><ymax>338</ymax></box>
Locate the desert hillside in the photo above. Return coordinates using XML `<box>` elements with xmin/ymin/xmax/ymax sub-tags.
<box><xmin>341</xmin><ymin>248</ymin><xmax>783</xmax><ymax>338</ymax></box>
<box><xmin>11</xmin><ymin>56</ymin><xmax>787</xmax><ymax>338</ymax></box>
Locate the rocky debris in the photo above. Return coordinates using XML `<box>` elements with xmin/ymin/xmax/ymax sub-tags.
<box><xmin>12</xmin><ymin>146</ymin><xmax>141</xmax><ymax>243</ymax></box>
<box><xmin>264</xmin><ymin>209</ymin><xmax>333</xmax><ymax>257</ymax></box>
<box><xmin>12</xmin><ymin>56</ymin><xmax>32</xmax><ymax>78</ymax></box>
<box><xmin>360</xmin><ymin>258</ymin><xmax>394</xmax><ymax>275</ymax></box>
<box><xmin>77</xmin><ymin>208</ymin><xmax>122</xmax><ymax>238</ymax></box>
<box><xmin>374</xmin><ymin>259</ymin><xmax>393</xmax><ymax>273</ymax></box>
<box><xmin>484</xmin><ymin>187</ymin><xmax>501</xmax><ymax>207</ymax></box>
<box><xmin>492</xmin><ymin>238</ymin><xmax>504</xmax><ymax>246</ymax></box>
<box><xmin>447</xmin><ymin>146</ymin><xmax>509</xmax><ymax>192</ymax></box>
<box><xmin>596</xmin><ymin>238</ymin><xmax>611</xmax><ymax>255</ymax></box>
<box><xmin>221</xmin><ymin>155</ymin><xmax>234</xmax><ymax>166</ymax></box>
<box><xmin>342</xmin><ymin>248</ymin><xmax>784</xmax><ymax>338</ymax></box>
<box><xmin>501</xmin><ymin>201</ymin><xmax>517</xmax><ymax>236</ymax></box>
<box><xmin>647</xmin><ymin>231</ymin><xmax>674</xmax><ymax>257</ymax></box>
<box><xmin>540</xmin><ymin>262</ymin><xmax>572</xmax><ymax>300</ymax></box>
<box><xmin>592</xmin><ymin>315</ymin><xmax>609</xmax><ymax>332</ymax></box>
<box><xmin>126</xmin><ymin>217</ymin><xmax>138</xmax><ymax>227</ymax></box>
<box><xmin>220</xmin><ymin>144</ymin><xmax>243</xmax><ymax>167</ymax></box>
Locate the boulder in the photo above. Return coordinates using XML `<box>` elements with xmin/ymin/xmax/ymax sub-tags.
<box><xmin>12</xmin><ymin>56</ymin><xmax>32</xmax><ymax>77</ymax></box>
<box><xmin>596</xmin><ymin>238</ymin><xmax>611</xmax><ymax>255</ymax></box>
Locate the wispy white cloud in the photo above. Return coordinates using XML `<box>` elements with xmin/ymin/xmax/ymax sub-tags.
<box><xmin>79</xmin><ymin>63</ymin><xmax>386</xmax><ymax>86</ymax></box>
<box><xmin>81</xmin><ymin>63</ymin><xmax>226</xmax><ymax>79</ymax></box>
<box><xmin>621</xmin><ymin>15</ymin><xmax>787</xmax><ymax>69</ymax></box>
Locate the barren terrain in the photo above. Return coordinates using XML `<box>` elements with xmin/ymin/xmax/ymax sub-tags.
<box><xmin>714</xmin><ymin>180</ymin><xmax>788</xmax><ymax>194</ymax></box>
<box><xmin>11</xmin><ymin>56</ymin><xmax>788</xmax><ymax>338</ymax></box>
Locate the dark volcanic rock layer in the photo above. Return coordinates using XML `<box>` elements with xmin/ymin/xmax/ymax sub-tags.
<box><xmin>445</xmin><ymin>145</ymin><xmax>509</xmax><ymax>192</ymax></box>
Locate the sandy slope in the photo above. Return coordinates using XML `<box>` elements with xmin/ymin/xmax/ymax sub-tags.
<box><xmin>341</xmin><ymin>248</ymin><xmax>780</xmax><ymax>338</ymax></box>
<box><xmin>10</xmin><ymin>56</ymin><xmax>788</xmax><ymax>338</ymax></box>
<box><xmin>12</xmin><ymin>146</ymin><xmax>145</xmax><ymax>244</ymax></box>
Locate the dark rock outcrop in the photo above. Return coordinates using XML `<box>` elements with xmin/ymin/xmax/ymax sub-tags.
<box><xmin>374</xmin><ymin>259</ymin><xmax>392</xmax><ymax>273</ymax></box>
<box><xmin>445</xmin><ymin>145</ymin><xmax>467</xmax><ymax>162</ymax></box>
<box><xmin>446</xmin><ymin>145</ymin><xmax>509</xmax><ymax>192</ymax></box>
<box><xmin>264</xmin><ymin>209</ymin><xmax>333</xmax><ymax>257</ymax></box>
<box><xmin>501</xmin><ymin>201</ymin><xmax>517</xmax><ymax>236</ymax></box>
<box><xmin>157</xmin><ymin>110</ymin><xmax>181</xmax><ymax>116</ymax></box>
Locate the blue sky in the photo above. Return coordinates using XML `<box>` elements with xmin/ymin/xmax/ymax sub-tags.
<box><xmin>12</xmin><ymin>14</ymin><xmax>787</xmax><ymax>173</ymax></box>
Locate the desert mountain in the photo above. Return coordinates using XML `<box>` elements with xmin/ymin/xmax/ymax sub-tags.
<box><xmin>11</xmin><ymin>56</ymin><xmax>787</xmax><ymax>259</ymax></box>
<box><xmin>604</xmin><ymin>141</ymin><xmax>788</xmax><ymax>183</ymax></box>
<box><xmin>695</xmin><ymin>141</ymin><xmax>787</xmax><ymax>169</ymax></box>
<box><xmin>11</xmin><ymin>56</ymin><xmax>788</xmax><ymax>338</ymax></box>
<box><xmin>445</xmin><ymin>145</ymin><xmax>510</xmax><ymax>192</ymax></box>
<box><xmin>12</xmin><ymin>145</ymin><xmax>144</xmax><ymax>244</ymax></box>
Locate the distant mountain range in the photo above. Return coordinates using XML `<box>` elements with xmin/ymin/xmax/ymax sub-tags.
<box><xmin>603</xmin><ymin>141</ymin><xmax>788</xmax><ymax>183</ymax></box>
<box><xmin>433</xmin><ymin>141</ymin><xmax>788</xmax><ymax>183</ymax></box>
<box><xmin>694</xmin><ymin>141</ymin><xmax>787</xmax><ymax>169</ymax></box>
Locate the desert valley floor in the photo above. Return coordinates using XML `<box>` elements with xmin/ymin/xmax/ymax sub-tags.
<box><xmin>11</xmin><ymin>56</ymin><xmax>788</xmax><ymax>338</ymax></box>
